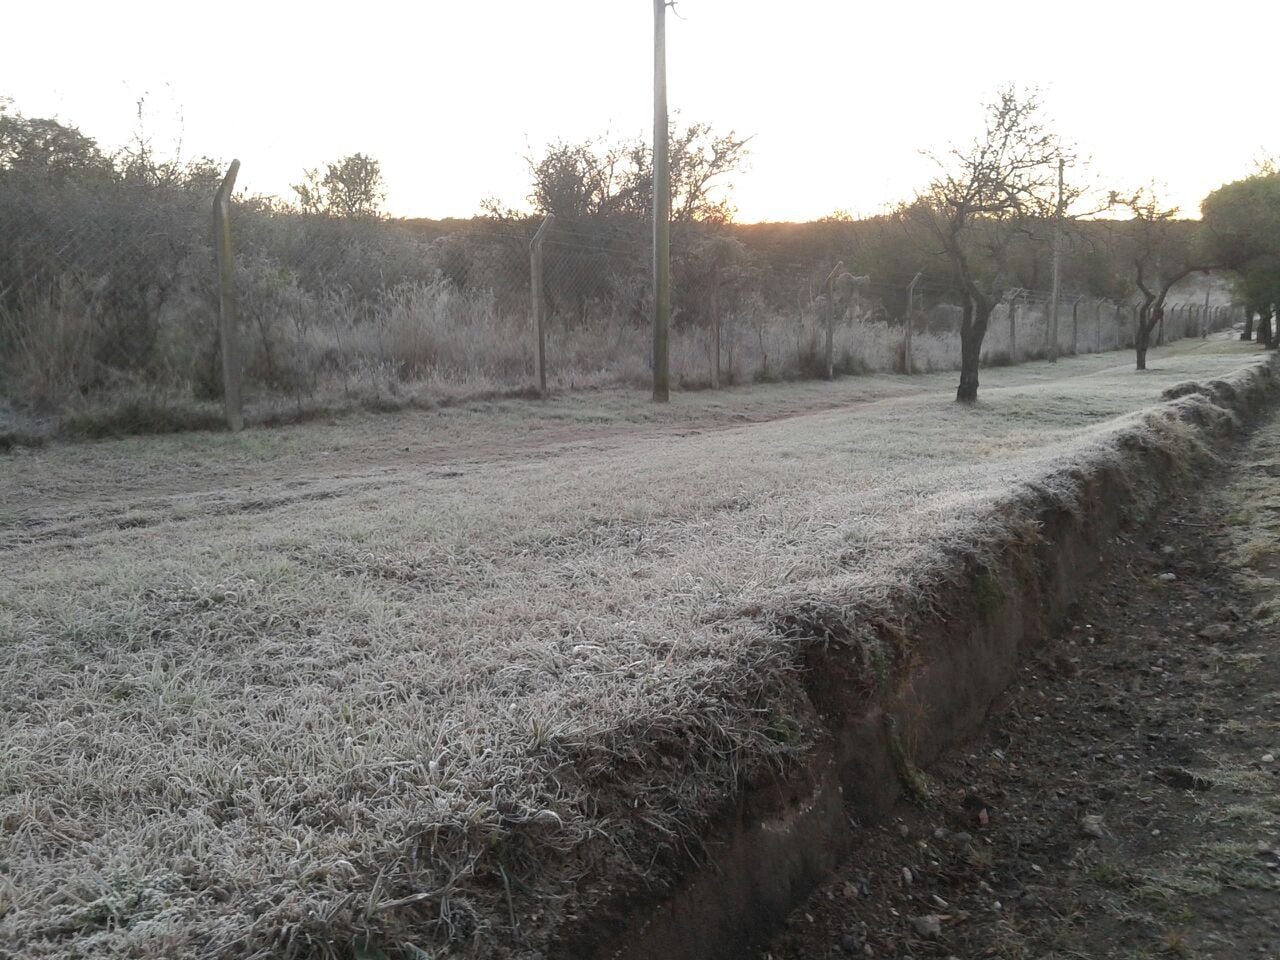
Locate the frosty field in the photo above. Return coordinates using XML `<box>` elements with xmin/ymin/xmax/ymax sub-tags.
<box><xmin>0</xmin><ymin>338</ymin><xmax>1265</xmax><ymax>959</ymax></box>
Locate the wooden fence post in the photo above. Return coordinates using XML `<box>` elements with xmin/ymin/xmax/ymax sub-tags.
<box><xmin>904</xmin><ymin>272</ymin><xmax>922</xmax><ymax>375</ymax></box>
<box><xmin>212</xmin><ymin>159</ymin><xmax>242</xmax><ymax>433</ymax></box>
<box><xmin>824</xmin><ymin>260</ymin><xmax>844</xmax><ymax>380</ymax></box>
<box><xmin>1008</xmin><ymin>291</ymin><xmax>1019</xmax><ymax>361</ymax></box>
<box><xmin>530</xmin><ymin>213</ymin><xmax>554</xmax><ymax>397</ymax></box>
<box><xmin>710</xmin><ymin>261</ymin><xmax>721</xmax><ymax>389</ymax></box>
<box><xmin>1068</xmin><ymin>295</ymin><xmax>1081</xmax><ymax>354</ymax></box>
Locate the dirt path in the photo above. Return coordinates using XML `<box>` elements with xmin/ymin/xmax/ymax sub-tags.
<box><xmin>764</xmin><ymin>412</ymin><xmax>1280</xmax><ymax>959</ymax></box>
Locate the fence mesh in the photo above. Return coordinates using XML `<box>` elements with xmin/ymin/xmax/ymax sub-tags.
<box><xmin>0</xmin><ymin>162</ymin><xmax>1243</xmax><ymax>436</ymax></box>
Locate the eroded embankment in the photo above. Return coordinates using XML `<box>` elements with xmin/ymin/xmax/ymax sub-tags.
<box><xmin>576</xmin><ymin>360</ymin><xmax>1278</xmax><ymax>960</ymax></box>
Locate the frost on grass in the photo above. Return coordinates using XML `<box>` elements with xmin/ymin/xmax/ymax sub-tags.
<box><xmin>0</xmin><ymin>342</ymin><xmax>1270</xmax><ymax>959</ymax></box>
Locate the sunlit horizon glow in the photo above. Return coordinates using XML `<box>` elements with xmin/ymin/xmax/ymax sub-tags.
<box><xmin>4</xmin><ymin>0</ymin><xmax>1276</xmax><ymax>224</ymax></box>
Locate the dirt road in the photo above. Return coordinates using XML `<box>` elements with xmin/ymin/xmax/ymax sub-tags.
<box><xmin>764</xmin><ymin>397</ymin><xmax>1280</xmax><ymax>958</ymax></box>
<box><xmin>1</xmin><ymin>341</ymin><xmax>1242</xmax><ymax>544</ymax></box>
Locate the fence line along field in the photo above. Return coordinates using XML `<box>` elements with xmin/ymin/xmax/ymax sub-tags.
<box><xmin>0</xmin><ymin>337</ymin><xmax>1265</xmax><ymax>959</ymax></box>
<box><xmin>0</xmin><ymin>95</ymin><xmax>1244</xmax><ymax>443</ymax></box>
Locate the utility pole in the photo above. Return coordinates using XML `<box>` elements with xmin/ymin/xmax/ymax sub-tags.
<box><xmin>1048</xmin><ymin>157</ymin><xmax>1064</xmax><ymax>362</ymax></box>
<box><xmin>651</xmin><ymin>0</ymin><xmax>671</xmax><ymax>403</ymax></box>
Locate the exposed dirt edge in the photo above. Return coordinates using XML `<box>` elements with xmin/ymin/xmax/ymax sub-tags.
<box><xmin>579</xmin><ymin>358</ymin><xmax>1279</xmax><ymax>960</ymax></box>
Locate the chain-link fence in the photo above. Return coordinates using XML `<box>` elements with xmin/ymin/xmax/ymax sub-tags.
<box><xmin>0</xmin><ymin>160</ymin><xmax>1245</xmax><ymax>437</ymax></box>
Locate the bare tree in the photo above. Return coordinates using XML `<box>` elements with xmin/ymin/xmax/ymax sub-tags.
<box><xmin>914</xmin><ymin>87</ymin><xmax>1064</xmax><ymax>402</ymax></box>
<box><xmin>1108</xmin><ymin>189</ymin><xmax>1209</xmax><ymax>369</ymax></box>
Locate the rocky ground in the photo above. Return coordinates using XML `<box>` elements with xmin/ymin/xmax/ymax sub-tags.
<box><xmin>764</xmin><ymin>412</ymin><xmax>1280</xmax><ymax>960</ymax></box>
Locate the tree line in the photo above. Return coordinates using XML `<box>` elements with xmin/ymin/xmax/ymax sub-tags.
<box><xmin>2</xmin><ymin>90</ymin><xmax>1276</xmax><ymax>421</ymax></box>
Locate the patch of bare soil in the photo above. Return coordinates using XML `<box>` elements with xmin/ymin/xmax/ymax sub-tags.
<box><xmin>764</xmin><ymin>420</ymin><xmax>1280</xmax><ymax>959</ymax></box>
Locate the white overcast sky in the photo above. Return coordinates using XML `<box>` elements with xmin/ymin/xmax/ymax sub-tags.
<box><xmin>4</xmin><ymin>0</ymin><xmax>1276</xmax><ymax>222</ymax></box>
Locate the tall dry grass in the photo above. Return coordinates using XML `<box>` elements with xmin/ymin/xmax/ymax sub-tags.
<box><xmin>0</xmin><ymin>197</ymin><xmax>1238</xmax><ymax>440</ymax></box>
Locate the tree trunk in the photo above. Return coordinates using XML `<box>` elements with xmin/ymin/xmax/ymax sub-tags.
<box><xmin>956</xmin><ymin>297</ymin><xmax>989</xmax><ymax>403</ymax></box>
<box><xmin>1261</xmin><ymin>313</ymin><xmax>1274</xmax><ymax>348</ymax></box>
<box><xmin>1134</xmin><ymin>298</ymin><xmax>1161</xmax><ymax>370</ymax></box>
<box><xmin>1241</xmin><ymin>310</ymin><xmax>1254</xmax><ymax>341</ymax></box>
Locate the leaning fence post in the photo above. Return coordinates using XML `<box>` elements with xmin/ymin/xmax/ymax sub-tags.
<box><xmin>212</xmin><ymin>159</ymin><xmax>242</xmax><ymax>433</ymax></box>
<box><xmin>824</xmin><ymin>260</ymin><xmax>844</xmax><ymax>380</ymax></box>
<box><xmin>530</xmin><ymin>213</ymin><xmax>554</xmax><ymax>397</ymax></box>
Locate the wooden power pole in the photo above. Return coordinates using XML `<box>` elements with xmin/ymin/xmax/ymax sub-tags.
<box><xmin>651</xmin><ymin>0</ymin><xmax>671</xmax><ymax>403</ymax></box>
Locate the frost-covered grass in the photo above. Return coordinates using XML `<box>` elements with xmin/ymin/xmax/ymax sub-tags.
<box><xmin>0</xmin><ymin>337</ymin><xmax>1268</xmax><ymax>959</ymax></box>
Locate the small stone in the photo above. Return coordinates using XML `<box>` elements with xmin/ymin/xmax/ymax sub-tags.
<box><xmin>1262</xmin><ymin>754</ymin><xmax>1276</xmax><ymax>764</ymax></box>
<box><xmin>909</xmin><ymin>915</ymin><xmax>943</xmax><ymax>939</ymax></box>
<box><xmin>898</xmin><ymin>823</ymin><xmax>911</xmax><ymax>838</ymax></box>
<box><xmin>1198</xmin><ymin>623</ymin><xmax>1234</xmax><ymax>641</ymax></box>
<box><xmin>953</xmin><ymin>832</ymin><xmax>973</xmax><ymax>844</ymax></box>
<box><xmin>1157</xmin><ymin>572</ymin><xmax>1178</xmax><ymax>582</ymax></box>
<box><xmin>1160</xmin><ymin>545</ymin><xmax>1176</xmax><ymax>557</ymax></box>
<box><xmin>839</xmin><ymin>931</ymin><xmax>863</xmax><ymax>954</ymax></box>
<box><xmin>1081</xmin><ymin>815</ymin><xmax>1105</xmax><ymax>838</ymax></box>
<box><xmin>901</xmin><ymin>867</ymin><xmax>914</xmax><ymax>885</ymax></box>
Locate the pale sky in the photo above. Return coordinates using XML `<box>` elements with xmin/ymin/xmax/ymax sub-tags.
<box><xmin>4</xmin><ymin>1</ymin><xmax>1276</xmax><ymax>223</ymax></box>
